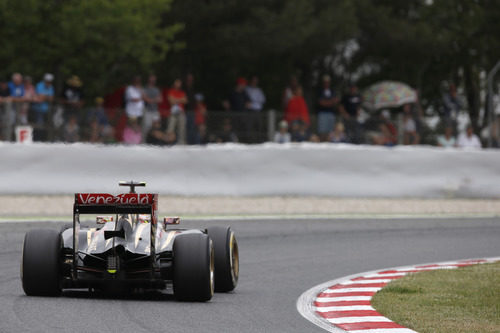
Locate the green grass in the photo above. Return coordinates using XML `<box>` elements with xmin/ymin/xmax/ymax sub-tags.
<box><xmin>371</xmin><ymin>262</ymin><xmax>500</xmax><ymax>333</ymax></box>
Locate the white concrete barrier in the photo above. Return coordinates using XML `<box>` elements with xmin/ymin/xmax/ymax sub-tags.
<box><xmin>1</xmin><ymin>142</ymin><xmax>499</xmax><ymax>198</ymax></box>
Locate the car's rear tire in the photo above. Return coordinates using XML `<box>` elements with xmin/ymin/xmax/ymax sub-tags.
<box><xmin>21</xmin><ymin>229</ymin><xmax>62</xmax><ymax>296</ymax></box>
<box><xmin>173</xmin><ymin>233</ymin><xmax>214</xmax><ymax>301</ymax></box>
<box><xmin>206</xmin><ymin>226</ymin><xmax>239</xmax><ymax>292</ymax></box>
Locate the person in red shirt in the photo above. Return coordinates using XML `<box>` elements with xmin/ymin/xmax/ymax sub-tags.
<box><xmin>166</xmin><ymin>79</ymin><xmax>187</xmax><ymax>144</ymax></box>
<box><xmin>284</xmin><ymin>86</ymin><xmax>310</xmax><ymax>126</ymax></box>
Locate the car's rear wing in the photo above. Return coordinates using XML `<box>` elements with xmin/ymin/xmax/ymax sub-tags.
<box><xmin>72</xmin><ymin>193</ymin><xmax>159</xmax><ymax>278</ymax></box>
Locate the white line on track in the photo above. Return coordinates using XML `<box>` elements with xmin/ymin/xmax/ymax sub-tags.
<box><xmin>326</xmin><ymin>316</ymin><xmax>392</xmax><ymax>324</ymax></box>
<box><xmin>315</xmin><ymin>305</ymin><xmax>375</xmax><ymax>312</ymax></box>
<box><xmin>348</xmin><ymin>329</ymin><xmax>416</xmax><ymax>333</ymax></box>
<box><xmin>315</xmin><ymin>296</ymin><xmax>372</xmax><ymax>302</ymax></box>
<box><xmin>321</xmin><ymin>287</ymin><xmax>383</xmax><ymax>293</ymax></box>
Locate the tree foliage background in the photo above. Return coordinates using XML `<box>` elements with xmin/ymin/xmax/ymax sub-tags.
<box><xmin>1</xmin><ymin>0</ymin><xmax>500</xmax><ymax>131</ymax></box>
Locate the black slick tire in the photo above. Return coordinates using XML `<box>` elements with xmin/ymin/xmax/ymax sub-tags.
<box><xmin>21</xmin><ymin>229</ymin><xmax>62</xmax><ymax>296</ymax></box>
<box><xmin>173</xmin><ymin>233</ymin><xmax>214</xmax><ymax>301</ymax></box>
<box><xmin>206</xmin><ymin>226</ymin><xmax>239</xmax><ymax>292</ymax></box>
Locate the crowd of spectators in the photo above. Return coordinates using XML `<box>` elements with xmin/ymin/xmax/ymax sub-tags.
<box><xmin>0</xmin><ymin>71</ymin><xmax>492</xmax><ymax>149</ymax></box>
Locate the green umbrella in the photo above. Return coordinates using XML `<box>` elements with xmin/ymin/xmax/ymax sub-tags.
<box><xmin>363</xmin><ymin>81</ymin><xmax>417</xmax><ymax>110</ymax></box>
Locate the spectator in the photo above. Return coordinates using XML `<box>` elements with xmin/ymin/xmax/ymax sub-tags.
<box><xmin>184</xmin><ymin>73</ymin><xmax>197</xmax><ymax>144</ymax></box>
<box><xmin>290</xmin><ymin>120</ymin><xmax>310</xmax><ymax>142</ymax></box>
<box><xmin>374</xmin><ymin>123</ymin><xmax>397</xmax><ymax>146</ymax></box>
<box><xmin>87</xmin><ymin>97</ymin><xmax>109</xmax><ymax>127</ymax></box>
<box><xmin>86</xmin><ymin>97</ymin><xmax>112</xmax><ymax>143</ymax></box>
<box><xmin>457</xmin><ymin>125</ymin><xmax>481</xmax><ymax>149</ymax></box>
<box><xmin>125</xmin><ymin>76</ymin><xmax>144</xmax><ymax>119</ymax></box>
<box><xmin>122</xmin><ymin>117</ymin><xmax>142</xmax><ymax>145</ymax></box>
<box><xmin>85</xmin><ymin>118</ymin><xmax>102</xmax><ymax>143</ymax></box>
<box><xmin>193</xmin><ymin>93</ymin><xmax>207</xmax><ymax>141</ymax></box>
<box><xmin>246</xmin><ymin>76</ymin><xmax>266</xmax><ymax>112</ymax></box>
<box><xmin>63</xmin><ymin>115</ymin><xmax>80</xmax><ymax>143</ymax></box>
<box><xmin>284</xmin><ymin>86</ymin><xmax>310</xmax><ymax>126</ymax></box>
<box><xmin>142</xmin><ymin>74</ymin><xmax>162</xmax><ymax>137</ymax></box>
<box><xmin>402</xmin><ymin>104</ymin><xmax>420</xmax><ymax>145</ymax></box>
<box><xmin>101</xmin><ymin>125</ymin><xmax>116</xmax><ymax>144</ymax></box>
<box><xmin>274</xmin><ymin>120</ymin><xmax>291</xmax><ymax>143</ymax></box>
<box><xmin>441</xmin><ymin>82</ymin><xmax>462</xmax><ymax>129</ymax></box>
<box><xmin>4</xmin><ymin>73</ymin><xmax>25</xmax><ymax>139</ymax></box>
<box><xmin>0</xmin><ymin>80</ymin><xmax>9</xmax><ymax>99</ymax></box>
<box><xmin>166</xmin><ymin>78</ymin><xmax>187</xmax><ymax>144</ymax></box>
<box><xmin>217</xmin><ymin>118</ymin><xmax>238</xmax><ymax>143</ymax></box>
<box><xmin>282</xmin><ymin>75</ymin><xmax>299</xmax><ymax>109</ymax></box>
<box><xmin>8</xmin><ymin>73</ymin><xmax>25</xmax><ymax>100</ymax></box>
<box><xmin>226</xmin><ymin>77</ymin><xmax>250</xmax><ymax>112</ymax></box>
<box><xmin>21</xmin><ymin>76</ymin><xmax>36</xmax><ymax>125</ymax></box>
<box><xmin>61</xmin><ymin>75</ymin><xmax>84</xmax><ymax>121</ymax></box>
<box><xmin>23</xmin><ymin>76</ymin><xmax>36</xmax><ymax>100</ymax></box>
<box><xmin>245</xmin><ymin>75</ymin><xmax>266</xmax><ymax>142</ymax></box>
<box><xmin>309</xmin><ymin>133</ymin><xmax>321</xmax><ymax>143</ymax></box>
<box><xmin>437</xmin><ymin>126</ymin><xmax>456</xmax><ymax>148</ymax></box>
<box><xmin>195</xmin><ymin>124</ymin><xmax>210</xmax><ymax>145</ymax></box>
<box><xmin>0</xmin><ymin>79</ymin><xmax>11</xmax><ymax>141</ymax></box>
<box><xmin>223</xmin><ymin>77</ymin><xmax>250</xmax><ymax>142</ymax></box>
<box><xmin>328</xmin><ymin>122</ymin><xmax>347</xmax><ymax>143</ymax></box>
<box><xmin>316</xmin><ymin>74</ymin><xmax>338</xmax><ymax>141</ymax></box>
<box><xmin>165</xmin><ymin>131</ymin><xmax>177</xmax><ymax>146</ymax></box>
<box><xmin>339</xmin><ymin>83</ymin><xmax>362</xmax><ymax>143</ymax></box>
<box><xmin>146</xmin><ymin>119</ymin><xmax>168</xmax><ymax>146</ymax></box>
<box><xmin>372</xmin><ymin>110</ymin><xmax>397</xmax><ymax>146</ymax></box>
<box><xmin>33</xmin><ymin>73</ymin><xmax>55</xmax><ymax>140</ymax></box>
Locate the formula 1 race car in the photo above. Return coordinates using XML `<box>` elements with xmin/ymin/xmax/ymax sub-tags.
<box><xmin>21</xmin><ymin>181</ymin><xmax>239</xmax><ymax>301</ymax></box>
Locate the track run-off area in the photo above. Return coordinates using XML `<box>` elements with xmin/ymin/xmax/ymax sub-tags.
<box><xmin>0</xmin><ymin>216</ymin><xmax>499</xmax><ymax>332</ymax></box>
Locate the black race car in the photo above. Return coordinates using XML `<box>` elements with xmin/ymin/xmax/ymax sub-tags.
<box><xmin>21</xmin><ymin>181</ymin><xmax>239</xmax><ymax>301</ymax></box>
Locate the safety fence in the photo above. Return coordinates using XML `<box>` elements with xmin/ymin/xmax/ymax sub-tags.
<box><xmin>1</xmin><ymin>102</ymin><xmax>446</xmax><ymax>146</ymax></box>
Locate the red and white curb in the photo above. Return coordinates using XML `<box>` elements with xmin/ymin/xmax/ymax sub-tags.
<box><xmin>297</xmin><ymin>257</ymin><xmax>500</xmax><ymax>333</ymax></box>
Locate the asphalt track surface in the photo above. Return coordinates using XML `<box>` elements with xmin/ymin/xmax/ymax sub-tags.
<box><xmin>1</xmin><ymin>217</ymin><xmax>499</xmax><ymax>333</ymax></box>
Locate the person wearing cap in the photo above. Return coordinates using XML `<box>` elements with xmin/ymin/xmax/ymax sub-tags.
<box><xmin>226</xmin><ymin>77</ymin><xmax>251</xmax><ymax>112</ymax></box>
<box><xmin>61</xmin><ymin>75</ymin><xmax>84</xmax><ymax>121</ymax></box>
<box><xmin>273</xmin><ymin>120</ymin><xmax>291</xmax><ymax>143</ymax></box>
<box><xmin>33</xmin><ymin>73</ymin><xmax>55</xmax><ymax>130</ymax></box>
<box><xmin>316</xmin><ymin>74</ymin><xmax>338</xmax><ymax>141</ymax></box>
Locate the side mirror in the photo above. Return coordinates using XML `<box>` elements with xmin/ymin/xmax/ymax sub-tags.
<box><xmin>163</xmin><ymin>217</ymin><xmax>180</xmax><ymax>225</ymax></box>
<box><xmin>96</xmin><ymin>216</ymin><xmax>114</xmax><ymax>224</ymax></box>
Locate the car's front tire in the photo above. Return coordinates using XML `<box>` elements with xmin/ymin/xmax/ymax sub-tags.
<box><xmin>206</xmin><ymin>226</ymin><xmax>239</xmax><ymax>292</ymax></box>
<box><xmin>21</xmin><ymin>229</ymin><xmax>62</xmax><ymax>296</ymax></box>
<box><xmin>173</xmin><ymin>233</ymin><xmax>214</xmax><ymax>301</ymax></box>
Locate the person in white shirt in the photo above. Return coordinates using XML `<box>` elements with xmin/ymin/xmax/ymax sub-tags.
<box><xmin>437</xmin><ymin>126</ymin><xmax>456</xmax><ymax>148</ymax></box>
<box><xmin>125</xmin><ymin>76</ymin><xmax>144</xmax><ymax>119</ymax></box>
<box><xmin>274</xmin><ymin>120</ymin><xmax>291</xmax><ymax>143</ymax></box>
<box><xmin>457</xmin><ymin>125</ymin><xmax>481</xmax><ymax>149</ymax></box>
<box><xmin>246</xmin><ymin>76</ymin><xmax>266</xmax><ymax>112</ymax></box>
